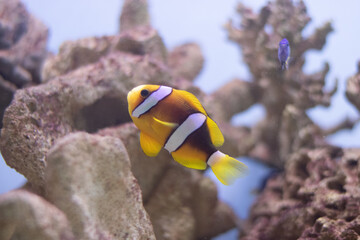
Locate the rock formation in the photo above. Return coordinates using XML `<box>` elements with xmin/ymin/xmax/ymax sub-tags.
<box><xmin>0</xmin><ymin>190</ymin><xmax>74</xmax><ymax>240</ymax></box>
<box><xmin>240</xmin><ymin>147</ymin><xmax>360</xmax><ymax>240</ymax></box>
<box><xmin>0</xmin><ymin>0</ymin><xmax>48</xmax><ymax>128</ymax></box>
<box><xmin>0</xmin><ymin>0</ymin><xmax>238</xmax><ymax>239</ymax></box>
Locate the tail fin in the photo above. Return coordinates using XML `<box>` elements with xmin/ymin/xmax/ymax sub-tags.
<box><xmin>208</xmin><ymin>151</ymin><xmax>247</xmax><ymax>185</ymax></box>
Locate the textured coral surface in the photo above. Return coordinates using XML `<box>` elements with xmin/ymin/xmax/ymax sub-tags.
<box><xmin>226</xmin><ymin>0</ymin><xmax>360</xmax><ymax>239</ymax></box>
<box><xmin>240</xmin><ymin>148</ymin><xmax>360</xmax><ymax>240</ymax></box>
<box><xmin>0</xmin><ymin>0</ymin><xmax>48</xmax><ymax>128</ymax></box>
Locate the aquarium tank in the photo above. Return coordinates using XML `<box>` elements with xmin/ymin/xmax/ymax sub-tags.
<box><xmin>0</xmin><ymin>0</ymin><xmax>359</xmax><ymax>239</ymax></box>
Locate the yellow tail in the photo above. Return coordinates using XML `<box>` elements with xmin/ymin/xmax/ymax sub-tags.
<box><xmin>208</xmin><ymin>151</ymin><xmax>247</xmax><ymax>185</ymax></box>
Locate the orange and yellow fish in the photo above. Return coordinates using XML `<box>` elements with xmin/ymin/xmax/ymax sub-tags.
<box><xmin>127</xmin><ymin>84</ymin><xmax>247</xmax><ymax>185</ymax></box>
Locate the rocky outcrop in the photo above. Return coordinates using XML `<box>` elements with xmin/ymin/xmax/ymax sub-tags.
<box><xmin>0</xmin><ymin>52</ymin><xmax>171</xmax><ymax>193</ymax></box>
<box><xmin>98</xmin><ymin>123</ymin><xmax>237</xmax><ymax>239</ymax></box>
<box><xmin>0</xmin><ymin>0</ymin><xmax>238</xmax><ymax>239</ymax></box>
<box><xmin>46</xmin><ymin>132</ymin><xmax>155</xmax><ymax>240</ymax></box>
<box><xmin>240</xmin><ymin>148</ymin><xmax>360</xmax><ymax>240</ymax></box>
<box><xmin>97</xmin><ymin>123</ymin><xmax>170</xmax><ymax>202</ymax></box>
<box><xmin>0</xmin><ymin>190</ymin><xmax>74</xmax><ymax>240</ymax></box>
<box><xmin>0</xmin><ymin>0</ymin><xmax>48</xmax><ymax>128</ymax></box>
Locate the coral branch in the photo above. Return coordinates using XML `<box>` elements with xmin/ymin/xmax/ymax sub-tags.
<box><xmin>322</xmin><ymin>117</ymin><xmax>360</xmax><ymax>136</ymax></box>
<box><xmin>168</xmin><ymin>43</ymin><xmax>204</xmax><ymax>82</ymax></box>
<box><xmin>346</xmin><ymin>61</ymin><xmax>360</xmax><ymax>112</ymax></box>
<box><xmin>207</xmin><ymin>79</ymin><xmax>261</xmax><ymax>122</ymax></box>
<box><xmin>225</xmin><ymin>0</ymin><xmax>338</xmax><ymax>165</ymax></box>
<box><xmin>119</xmin><ymin>0</ymin><xmax>150</xmax><ymax>33</ymax></box>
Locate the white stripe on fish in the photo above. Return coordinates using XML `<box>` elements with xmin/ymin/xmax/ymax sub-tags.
<box><xmin>132</xmin><ymin>86</ymin><xmax>172</xmax><ymax>117</ymax></box>
<box><xmin>164</xmin><ymin>113</ymin><xmax>206</xmax><ymax>153</ymax></box>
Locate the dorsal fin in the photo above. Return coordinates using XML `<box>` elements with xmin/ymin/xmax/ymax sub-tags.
<box><xmin>176</xmin><ymin>89</ymin><xmax>207</xmax><ymax>115</ymax></box>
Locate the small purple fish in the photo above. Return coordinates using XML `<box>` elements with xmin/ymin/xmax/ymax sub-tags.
<box><xmin>278</xmin><ymin>38</ymin><xmax>290</xmax><ymax>70</ymax></box>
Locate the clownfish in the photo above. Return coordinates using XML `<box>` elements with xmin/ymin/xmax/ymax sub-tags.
<box><xmin>127</xmin><ymin>84</ymin><xmax>247</xmax><ymax>185</ymax></box>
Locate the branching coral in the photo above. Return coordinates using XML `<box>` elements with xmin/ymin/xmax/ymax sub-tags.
<box><xmin>221</xmin><ymin>0</ymin><xmax>349</xmax><ymax>167</ymax></box>
<box><xmin>224</xmin><ymin>0</ymin><xmax>360</xmax><ymax>239</ymax></box>
<box><xmin>240</xmin><ymin>147</ymin><xmax>360</xmax><ymax>240</ymax></box>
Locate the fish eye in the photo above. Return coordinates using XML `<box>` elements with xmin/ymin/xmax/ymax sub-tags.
<box><xmin>140</xmin><ymin>89</ymin><xmax>149</xmax><ymax>98</ymax></box>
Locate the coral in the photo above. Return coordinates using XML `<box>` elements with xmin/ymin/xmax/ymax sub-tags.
<box><xmin>223</xmin><ymin>0</ymin><xmax>360</xmax><ymax>239</ymax></box>
<box><xmin>240</xmin><ymin>147</ymin><xmax>360</xmax><ymax>240</ymax></box>
<box><xmin>0</xmin><ymin>0</ymin><xmax>48</xmax><ymax>128</ymax></box>
<box><xmin>223</xmin><ymin>0</ymin><xmax>359</xmax><ymax>167</ymax></box>
<box><xmin>346</xmin><ymin>61</ymin><xmax>360</xmax><ymax>112</ymax></box>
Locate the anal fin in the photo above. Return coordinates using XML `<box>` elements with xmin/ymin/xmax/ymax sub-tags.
<box><xmin>171</xmin><ymin>144</ymin><xmax>207</xmax><ymax>170</ymax></box>
<box><xmin>140</xmin><ymin>131</ymin><xmax>163</xmax><ymax>157</ymax></box>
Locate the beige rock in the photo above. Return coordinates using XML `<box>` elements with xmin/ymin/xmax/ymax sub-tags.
<box><xmin>0</xmin><ymin>0</ymin><xmax>48</xmax><ymax>128</ymax></box>
<box><xmin>45</xmin><ymin>132</ymin><xmax>155</xmax><ymax>240</ymax></box>
<box><xmin>97</xmin><ymin>123</ymin><xmax>170</xmax><ymax>201</ymax></box>
<box><xmin>145</xmin><ymin>164</ymin><xmax>236</xmax><ymax>240</ymax></box>
<box><xmin>0</xmin><ymin>190</ymin><xmax>74</xmax><ymax>240</ymax></box>
<box><xmin>42</xmin><ymin>36</ymin><xmax>113</xmax><ymax>81</ymax></box>
<box><xmin>98</xmin><ymin>124</ymin><xmax>237</xmax><ymax>239</ymax></box>
<box><xmin>119</xmin><ymin>0</ymin><xmax>150</xmax><ymax>33</ymax></box>
<box><xmin>0</xmin><ymin>52</ymin><xmax>172</xmax><ymax>193</ymax></box>
<box><xmin>0</xmin><ymin>0</ymin><xmax>48</xmax><ymax>84</ymax></box>
<box><xmin>193</xmin><ymin>177</ymin><xmax>237</xmax><ymax>238</ymax></box>
<box><xmin>42</xmin><ymin>0</ymin><xmax>167</xmax><ymax>82</ymax></box>
<box><xmin>168</xmin><ymin>43</ymin><xmax>204</xmax><ymax>81</ymax></box>
<box><xmin>0</xmin><ymin>76</ymin><xmax>16</xmax><ymax>129</ymax></box>
<box><xmin>115</xmin><ymin>26</ymin><xmax>167</xmax><ymax>63</ymax></box>
<box><xmin>145</xmin><ymin>165</ymin><xmax>200</xmax><ymax>240</ymax></box>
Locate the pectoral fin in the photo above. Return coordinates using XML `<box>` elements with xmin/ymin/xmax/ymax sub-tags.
<box><xmin>153</xmin><ymin>117</ymin><xmax>179</xmax><ymax>128</ymax></box>
<box><xmin>140</xmin><ymin>131</ymin><xmax>163</xmax><ymax>157</ymax></box>
<box><xmin>206</xmin><ymin>117</ymin><xmax>224</xmax><ymax>147</ymax></box>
